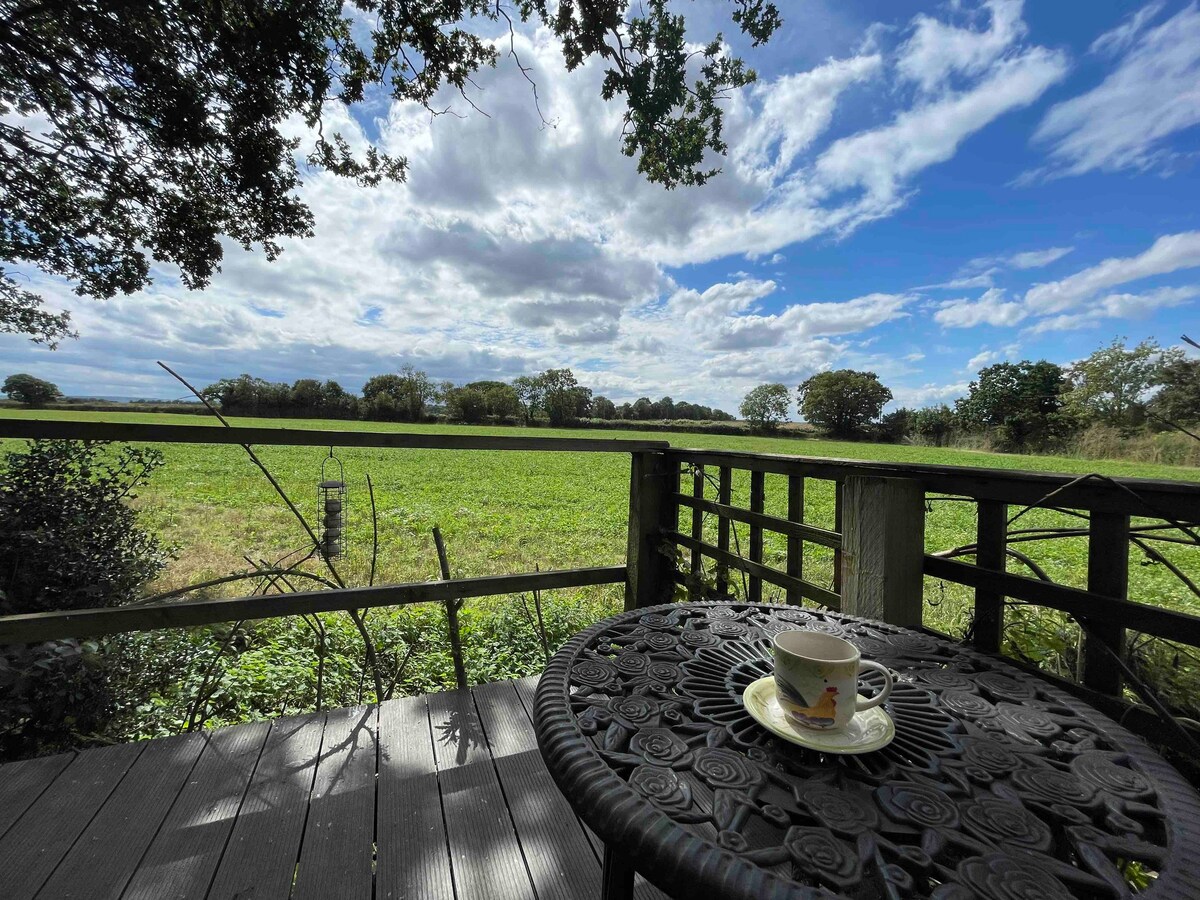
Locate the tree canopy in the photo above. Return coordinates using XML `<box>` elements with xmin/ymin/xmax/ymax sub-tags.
<box><xmin>2</xmin><ymin>372</ymin><xmax>61</xmax><ymax>406</ymax></box>
<box><xmin>0</xmin><ymin>0</ymin><xmax>780</xmax><ymax>344</ymax></box>
<box><xmin>797</xmin><ymin>370</ymin><xmax>891</xmax><ymax>438</ymax></box>
<box><xmin>1150</xmin><ymin>354</ymin><xmax>1200</xmax><ymax>428</ymax></box>
<box><xmin>1066</xmin><ymin>338</ymin><xmax>1180</xmax><ymax>429</ymax></box>
<box><xmin>739</xmin><ymin>383</ymin><xmax>790</xmax><ymax>431</ymax></box>
<box><xmin>955</xmin><ymin>360</ymin><xmax>1074</xmax><ymax>451</ymax></box>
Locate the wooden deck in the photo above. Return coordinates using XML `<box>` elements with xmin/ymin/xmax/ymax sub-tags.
<box><xmin>0</xmin><ymin>677</ymin><xmax>669</xmax><ymax>900</ymax></box>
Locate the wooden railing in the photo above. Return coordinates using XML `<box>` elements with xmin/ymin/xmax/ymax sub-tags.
<box><xmin>3</xmin><ymin>419</ymin><xmax>1200</xmax><ymax>746</ymax></box>
<box><xmin>0</xmin><ymin>420</ymin><xmax>663</xmax><ymax>679</ymax></box>
<box><xmin>633</xmin><ymin>447</ymin><xmax>1200</xmax><ymax>730</ymax></box>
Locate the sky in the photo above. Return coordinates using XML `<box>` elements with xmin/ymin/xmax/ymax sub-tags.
<box><xmin>2</xmin><ymin>0</ymin><xmax>1199</xmax><ymax>415</ymax></box>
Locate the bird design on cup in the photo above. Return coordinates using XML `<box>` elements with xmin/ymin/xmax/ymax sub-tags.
<box><xmin>777</xmin><ymin>679</ymin><xmax>839</xmax><ymax>729</ymax></box>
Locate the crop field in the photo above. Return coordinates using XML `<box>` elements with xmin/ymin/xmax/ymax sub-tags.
<box><xmin>3</xmin><ymin>408</ymin><xmax>1199</xmax><ymax>732</ymax></box>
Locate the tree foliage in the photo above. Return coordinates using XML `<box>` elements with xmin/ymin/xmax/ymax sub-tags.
<box><xmin>0</xmin><ymin>440</ymin><xmax>169</xmax><ymax>756</ymax></box>
<box><xmin>797</xmin><ymin>370</ymin><xmax>892</xmax><ymax>438</ymax></box>
<box><xmin>1066</xmin><ymin>338</ymin><xmax>1179</xmax><ymax>429</ymax></box>
<box><xmin>2</xmin><ymin>372</ymin><xmax>61</xmax><ymax>406</ymax></box>
<box><xmin>441</xmin><ymin>381</ymin><xmax>516</xmax><ymax>422</ymax></box>
<box><xmin>0</xmin><ymin>0</ymin><xmax>780</xmax><ymax>342</ymax></box>
<box><xmin>206</xmin><ymin>373</ymin><xmax>357</xmax><ymax>418</ymax></box>
<box><xmin>876</xmin><ymin>407</ymin><xmax>913</xmax><ymax>443</ymax></box>
<box><xmin>911</xmin><ymin>404</ymin><xmax>956</xmax><ymax>446</ymax></box>
<box><xmin>592</xmin><ymin>396</ymin><xmax>617</xmax><ymax>419</ymax></box>
<box><xmin>956</xmin><ymin>360</ymin><xmax>1075</xmax><ymax>451</ymax></box>
<box><xmin>739</xmin><ymin>382</ymin><xmax>790</xmax><ymax>431</ymax></box>
<box><xmin>538</xmin><ymin>368</ymin><xmax>590</xmax><ymax>426</ymax></box>
<box><xmin>1150</xmin><ymin>354</ymin><xmax>1200</xmax><ymax>427</ymax></box>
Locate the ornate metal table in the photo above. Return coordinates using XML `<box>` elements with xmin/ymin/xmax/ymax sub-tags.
<box><xmin>533</xmin><ymin>603</ymin><xmax>1200</xmax><ymax>900</ymax></box>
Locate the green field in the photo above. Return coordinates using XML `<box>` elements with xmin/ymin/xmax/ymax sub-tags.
<box><xmin>3</xmin><ymin>408</ymin><xmax>1198</xmax><ymax>733</ymax></box>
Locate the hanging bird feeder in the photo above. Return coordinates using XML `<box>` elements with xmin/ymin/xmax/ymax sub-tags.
<box><xmin>318</xmin><ymin>449</ymin><xmax>347</xmax><ymax>558</ymax></box>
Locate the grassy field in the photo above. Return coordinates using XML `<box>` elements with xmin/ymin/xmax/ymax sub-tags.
<box><xmin>3</xmin><ymin>408</ymin><xmax>1198</xmax><ymax>729</ymax></box>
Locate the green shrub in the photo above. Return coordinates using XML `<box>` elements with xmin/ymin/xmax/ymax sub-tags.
<box><xmin>0</xmin><ymin>440</ymin><xmax>170</xmax><ymax>757</ymax></box>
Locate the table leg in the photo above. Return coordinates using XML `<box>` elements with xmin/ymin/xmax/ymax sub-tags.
<box><xmin>601</xmin><ymin>844</ymin><xmax>635</xmax><ymax>900</ymax></box>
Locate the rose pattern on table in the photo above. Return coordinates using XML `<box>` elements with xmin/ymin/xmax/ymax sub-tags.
<box><xmin>629</xmin><ymin>764</ymin><xmax>693</xmax><ymax>813</ymax></box>
<box><xmin>552</xmin><ymin>602</ymin><xmax>1189</xmax><ymax>898</ymax></box>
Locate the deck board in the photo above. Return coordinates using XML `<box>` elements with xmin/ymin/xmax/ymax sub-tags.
<box><xmin>291</xmin><ymin>706</ymin><xmax>378</xmax><ymax>900</ymax></box>
<box><xmin>476</xmin><ymin>679</ymin><xmax>602</xmax><ymax>900</ymax></box>
<box><xmin>0</xmin><ymin>751</ymin><xmax>75</xmax><ymax>841</ymax></box>
<box><xmin>36</xmin><ymin>732</ymin><xmax>208</xmax><ymax>900</ymax></box>
<box><xmin>206</xmin><ymin>713</ymin><xmax>326</xmax><ymax>900</ymax></box>
<box><xmin>377</xmin><ymin>694</ymin><xmax>455</xmax><ymax>900</ymax></box>
<box><xmin>0</xmin><ymin>741</ymin><xmax>144</xmax><ymax>900</ymax></box>
<box><xmin>430</xmin><ymin>686</ymin><xmax>533</xmax><ymax>900</ymax></box>
<box><xmin>121</xmin><ymin>719</ymin><xmax>270</xmax><ymax>900</ymax></box>
<box><xmin>0</xmin><ymin>678</ymin><xmax>675</xmax><ymax>900</ymax></box>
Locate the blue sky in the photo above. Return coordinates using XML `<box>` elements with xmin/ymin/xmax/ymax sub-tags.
<box><xmin>2</xmin><ymin>0</ymin><xmax>1198</xmax><ymax>415</ymax></box>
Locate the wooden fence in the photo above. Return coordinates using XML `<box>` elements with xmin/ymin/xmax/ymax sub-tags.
<box><xmin>628</xmin><ymin>446</ymin><xmax>1200</xmax><ymax>749</ymax></box>
<box><xmin>2</xmin><ymin>420</ymin><xmax>1200</xmax><ymax>742</ymax></box>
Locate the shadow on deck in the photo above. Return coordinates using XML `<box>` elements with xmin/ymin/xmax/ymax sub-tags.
<box><xmin>0</xmin><ymin>677</ymin><xmax>669</xmax><ymax>900</ymax></box>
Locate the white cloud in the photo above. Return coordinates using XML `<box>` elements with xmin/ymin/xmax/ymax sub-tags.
<box><xmin>934</xmin><ymin>288</ymin><xmax>1028</xmax><ymax>327</ymax></box>
<box><xmin>806</xmin><ymin>46</ymin><xmax>1067</xmax><ymax>237</ymax></box>
<box><xmin>1023</xmin><ymin>284</ymin><xmax>1200</xmax><ymax>333</ymax></box>
<box><xmin>733</xmin><ymin>54</ymin><xmax>882</xmax><ymax>184</ymax></box>
<box><xmin>896</xmin><ymin>0</ymin><xmax>1027</xmax><ymax>93</ymax></box>
<box><xmin>964</xmin><ymin>342</ymin><xmax>1020</xmax><ymax>372</ymax></box>
<box><xmin>935</xmin><ymin>245</ymin><xmax>1072</xmax><ymax>289</ymax></box>
<box><xmin>0</xmin><ymin>4</ymin><xmax>1074</xmax><ymax>411</ymax></box>
<box><xmin>1023</xmin><ymin>231</ymin><xmax>1200</xmax><ymax>313</ymax></box>
<box><xmin>1008</xmin><ymin>246</ymin><xmax>1074</xmax><ymax>269</ymax></box>
<box><xmin>966</xmin><ymin>349</ymin><xmax>1000</xmax><ymax>371</ymax></box>
<box><xmin>920</xmin><ymin>271</ymin><xmax>999</xmax><ymax>291</ymax></box>
<box><xmin>1030</xmin><ymin>4</ymin><xmax>1200</xmax><ymax>178</ymax></box>
<box><xmin>1090</xmin><ymin>2</ymin><xmax>1165</xmax><ymax>57</ymax></box>
<box><xmin>892</xmin><ymin>381</ymin><xmax>969</xmax><ymax>408</ymax></box>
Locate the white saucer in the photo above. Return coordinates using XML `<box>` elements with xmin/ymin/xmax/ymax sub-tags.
<box><xmin>742</xmin><ymin>676</ymin><xmax>895</xmax><ymax>755</ymax></box>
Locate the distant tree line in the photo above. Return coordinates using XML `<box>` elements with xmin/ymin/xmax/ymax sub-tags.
<box><xmin>737</xmin><ymin>337</ymin><xmax>1200</xmax><ymax>453</ymax></box>
<box><xmin>201</xmin><ymin>366</ymin><xmax>733</xmax><ymax>426</ymax></box>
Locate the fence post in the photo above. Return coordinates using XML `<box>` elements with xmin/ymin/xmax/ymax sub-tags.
<box><xmin>973</xmin><ymin>500</ymin><xmax>1007</xmax><ymax>654</ymax></box>
<box><xmin>785</xmin><ymin>475</ymin><xmax>804</xmax><ymax>605</ymax></box>
<box><xmin>840</xmin><ymin>476</ymin><xmax>925</xmax><ymax>626</ymax></box>
<box><xmin>716</xmin><ymin>467</ymin><xmax>732</xmax><ymax>596</ymax></box>
<box><xmin>1080</xmin><ymin>512</ymin><xmax>1129</xmax><ymax>696</ymax></box>
<box><xmin>626</xmin><ymin>451</ymin><xmax>680</xmax><ymax>610</ymax></box>
<box><xmin>748</xmin><ymin>471</ymin><xmax>765</xmax><ymax>603</ymax></box>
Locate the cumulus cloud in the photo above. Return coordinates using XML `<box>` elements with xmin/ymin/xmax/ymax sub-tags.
<box><xmin>934</xmin><ymin>288</ymin><xmax>1027</xmax><ymax>328</ymax></box>
<box><xmin>891</xmin><ymin>381</ymin><xmax>970</xmax><ymax>408</ymax></box>
<box><xmin>0</xmin><ymin>2</ymin><xmax>1075</xmax><ymax>411</ymax></box>
<box><xmin>1029</xmin><ymin>3</ymin><xmax>1200</xmax><ymax>178</ymax></box>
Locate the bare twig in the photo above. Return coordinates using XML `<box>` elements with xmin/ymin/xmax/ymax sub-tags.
<box><xmin>432</xmin><ymin>526</ymin><xmax>468</xmax><ymax>690</ymax></box>
<box><xmin>367</xmin><ymin>473</ymin><xmax>379</xmax><ymax>588</ymax></box>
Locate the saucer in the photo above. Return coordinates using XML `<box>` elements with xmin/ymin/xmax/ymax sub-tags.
<box><xmin>742</xmin><ymin>676</ymin><xmax>895</xmax><ymax>754</ymax></box>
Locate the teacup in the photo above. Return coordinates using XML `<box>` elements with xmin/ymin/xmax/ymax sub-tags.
<box><xmin>772</xmin><ymin>630</ymin><xmax>893</xmax><ymax>732</ymax></box>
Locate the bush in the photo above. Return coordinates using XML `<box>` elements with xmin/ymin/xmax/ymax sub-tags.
<box><xmin>0</xmin><ymin>441</ymin><xmax>170</xmax><ymax>757</ymax></box>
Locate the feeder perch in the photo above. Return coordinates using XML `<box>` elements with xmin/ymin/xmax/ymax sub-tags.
<box><xmin>318</xmin><ymin>450</ymin><xmax>347</xmax><ymax>558</ymax></box>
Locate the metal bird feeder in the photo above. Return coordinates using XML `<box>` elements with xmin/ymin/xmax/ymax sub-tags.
<box><xmin>318</xmin><ymin>449</ymin><xmax>347</xmax><ymax>558</ymax></box>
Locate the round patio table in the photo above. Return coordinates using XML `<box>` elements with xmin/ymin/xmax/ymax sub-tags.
<box><xmin>533</xmin><ymin>602</ymin><xmax>1200</xmax><ymax>900</ymax></box>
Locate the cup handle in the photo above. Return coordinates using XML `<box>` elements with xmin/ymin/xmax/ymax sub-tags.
<box><xmin>855</xmin><ymin>660</ymin><xmax>894</xmax><ymax>711</ymax></box>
